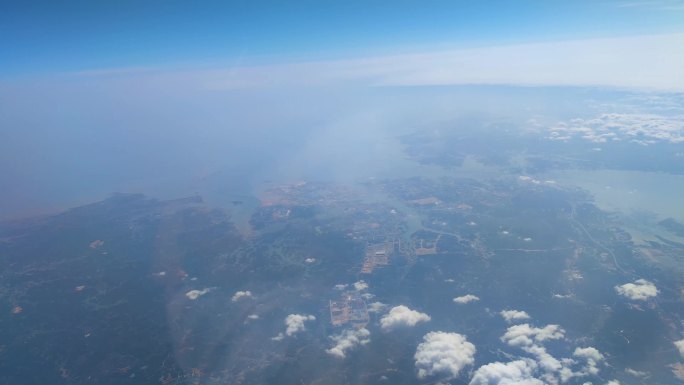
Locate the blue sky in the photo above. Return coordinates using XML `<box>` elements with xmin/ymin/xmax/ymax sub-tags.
<box><xmin>2</xmin><ymin>0</ymin><xmax>684</xmax><ymax>75</ymax></box>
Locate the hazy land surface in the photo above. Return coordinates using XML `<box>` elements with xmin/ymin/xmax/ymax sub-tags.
<box><xmin>1</xmin><ymin>85</ymin><xmax>684</xmax><ymax>385</ymax></box>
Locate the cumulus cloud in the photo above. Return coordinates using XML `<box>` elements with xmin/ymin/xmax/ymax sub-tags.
<box><xmin>502</xmin><ymin>324</ymin><xmax>565</xmax><ymax>347</ymax></box>
<box><xmin>231</xmin><ymin>290</ymin><xmax>252</xmax><ymax>302</ymax></box>
<box><xmin>271</xmin><ymin>333</ymin><xmax>284</xmax><ymax>341</ymax></box>
<box><xmin>606</xmin><ymin>381</ymin><xmax>620</xmax><ymax>385</ymax></box>
<box><xmin>501</xmin><ymin>310</ymin><xmax>531</xmax><ymax>323</ymax></box>
<box><xmin>522</xmin><ymin>344</ymin><xmax>563</xmax><ymax>374</ymax></box>
<box><xmin>675</xmin><ymin>339</ymin><xmax>684</xmax><ymax>358</ymax></box>
<box><xmin>285</xmin><ymin>314</ymin><xmax>316</xmax><ymax>336</ymax></box>
<box><xmin>185</xmin><ymin>288</ymin><xmax>211</xmax><ymax>300</ymax></box>
<box><xmin>498</xmin><ymin>324</ymin><xmax>606</xmax><ymax>384</ymax></box>
<box><xmin>574</xmin><ymin>347</ymin><xmax>604</xmax><ymax>376</ymax></box>
<box><xmin>334</xmin><ymin>284</ymin><xmax>348</xmax><ymax>290</ymax></box>
<box><xmin>353</xmin><ymin>280</ymin><xmax>369</xmax><ymax>291</ymax></box>
<box><xmin>454</xmin><ymin>294</ymin><xmax>480</xmax><ymax>304</ymax></box>
<box><xmin>247</xmin><ymin>314</ymin><xmax>259</xmax><ymax>320</ymax></box>
<box><xmin>615</xmin><ymin>279</ymin><xmax>659</xmax><ymax>300</ymax></box>
<box><xmin>469</xmin><ymin>359</ymin><xmax>543</xmax><ymax>385</ymax></box>
<box><xmin>367</xmin><ymin>302</ymin><xmax>387</xmax><ymax>313</ymax></box>
<box><xmin>414</xmin><ymin>332</ymin><xmax>476</xmax><ymax>380</ymax></box>
<box><xmin>380</xmin><ymin>306</ymin><xmax>431</xmax><ymax>330</ymax></box>
<box><xmin>326</xmin><ymin>328</ymin><xmax>371</xmax><ymax>358</ymax></box>
<box><xmin>501</xmin><ymin>324</ymin><xmax>567</xmax><ymax>382</ymax></box>
<box><xmin>573</xmin><ymin>347</ymin><xmax>603</xmax><ymax>362</ymax></box>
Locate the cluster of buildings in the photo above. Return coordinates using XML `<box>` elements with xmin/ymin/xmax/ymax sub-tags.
<box><xmin>360</xmin><ymin>242</ymin><xmax>394</xmax><ymax>273</ymax></box>
<box><xmin>329</xmin><ymin>292</ymin><xmax>370</xmax><ymax>329</ymax></box>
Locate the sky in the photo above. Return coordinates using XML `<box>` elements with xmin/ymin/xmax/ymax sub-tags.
<box><xmin>2</xmin><ymin>0</ymin><xmax>684</xmax><ymax>76</ymax></box>
<box><xmin>2</xmin><ymin>1</ymin><xmax>684</xmax><ymax>219</ymax></box>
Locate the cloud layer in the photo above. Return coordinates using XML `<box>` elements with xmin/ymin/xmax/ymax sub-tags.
<box><xmin>136</xmin><ymin>33</ymin><xmax>684</xmax><ymax>91</ymax></box>
<box><xmin>549</xmin><ymin>113</ymin><xmax>684</xmax><ymax>145</ymax></box>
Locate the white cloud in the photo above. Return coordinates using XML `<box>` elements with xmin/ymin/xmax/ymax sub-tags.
<box><xmin>615</xmin><ymin>279</ymin><xmax>659</xmax><ymax>300</ymax></box>
<box><xmin>502</xmin><ymin>324</ymin><xmax>565</xmax><ymax>347</ymax></box>
<box><xmin>247</xmin><ymin>314</ymin><xmax>259</xmax><ymax>320</ymax></box>
<box><xmin>519</xmin><ymin>175</ymin><xmax>542</xmax><ymax>184</ymax></box>
<box><xmin>522</xmin><ymin>344</ymin><xmax>563</xmax><ymax>374</ymax></box>
<box><xmin>271</xmin><ymin>332</ymin><xmax>284</xmax><ymax>341</ymax></box>
<box><xmin>498</xmin><ymin>325</ymin><xmax>606</xmax><ymax>384</ymax></box>
<box><xmin>367</xmin><ymin>302</ymin><xmax>387</xmax><ymax>313</ymax></box>
<box><xmin>414</xmin><ymin>332</ymin><xmax>476</xmax><ymax>380</ymax></box>
<box><xmin>625</xmin><ymin>368</ymin><xmax>648</xmax><ymax>377</ymax></box>
<box><xmin>675</xmin><ymin>339</ymin><xmax>684</xmax><ymax>358</ymax></box>
<box><xmin>469</xmin><ymin>359</ymin><xmax>544</xmax><ymax>385</ymax></box>
<box><xmin>671</xmin><ymin>362</ymin><xmax>684</xmax><ymax>381</ymax></box>
<box><xmin>573</xmin><ymin>347</ymin><xmax>604</xmax><ymax>376</ymax></box>
<box><xmin>334</xmin><ymin>284</ymin><xmax>348</xmax><ymax>290</ymax></box>
<box><xmin>185</xmin><ymin>288</ymin><xmax>211</xmax><ymax>300</ymax></box>
<box><xmin>326</xmin><ymin>328</ymin><xmax>371</xmax><ymax>358</ymax></box>
<box><xmin>380</xmin><ymin>305</ymin><xmax>431</xmax><ymax>330</ymax></box>
<box><xmin>285</xmin><ymin>314</ymin><xmax>316</xmax><ymax>336</ymax></box>
<box><xmin>573</xmin><ymin>347</ymin><xmax>603</xmax><ymax>362</ymax></box>
<box><xmin>548</xmin><ymin>113</ymin><xmax>684</xmax><ymax>144</ymax></box>
<box><xmin>606</xmin><ymin>381</ymin><xmax>620</xmax><ymax>385</ymax></box>
<box><xmin>305</xmin><ymin>257</ymin><xmax>316</xmax><ymax>263</ymax></box>
<box><xmin>501</xmin><ymin>310</ymin><xmax>532</xmax><ymax>323</ymax></box>
<box><xmin>454</xmin><ymin>294</ymin><xmax>480</xmax><ymax>304</ymax></box>
<box><xmin>353</xmin><ymin>280</ymin><xmax>369</xmax><ymax>291</ymax></box>
<box><xmin>231</xmin><ymin>290</ymin><xmax>252</xmax><ymax>302</ymax></box>
<box><xmin>172</xmin><ymin>33</ymin><xmax>684</xmax><ymax>91</ymax></box>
